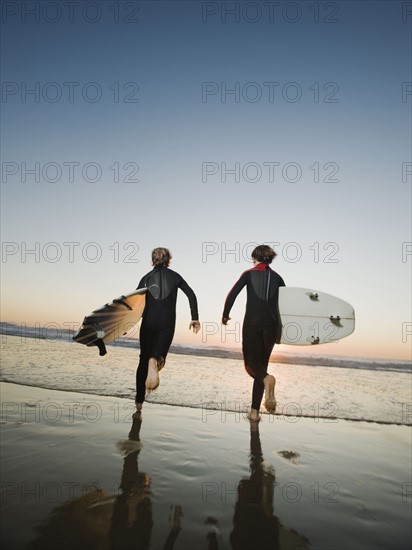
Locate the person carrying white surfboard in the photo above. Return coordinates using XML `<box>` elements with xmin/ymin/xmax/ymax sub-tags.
<box><xmin>222</xmin><ymin>245</ymin><xmax>285</xmax><ymax>422</ymax></box>
<box><xmin>135</xmin><ymin>247</ymin><xmax>200</xmax><ymax>413</ymax></box>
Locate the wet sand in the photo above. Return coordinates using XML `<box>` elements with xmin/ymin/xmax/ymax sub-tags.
<box><xmin>1</xmin><ymin>382</ymin><xmax>411</xmax><ymax>550</ymax></box>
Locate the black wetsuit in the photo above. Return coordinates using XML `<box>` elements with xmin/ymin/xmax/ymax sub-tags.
<box><xmin>135</xmin><ymin>264</ymin><xmax>199</xmax><ymax>403</ymax></box>
<box><xmin>223</xmin><ymin>264</ymin><xmax>285</xmax><ymax>410</ymax></box>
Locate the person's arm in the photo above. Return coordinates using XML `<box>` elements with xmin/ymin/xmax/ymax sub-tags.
<box><xmin>179</xmin><ymin>279</ymin><xmax>198</xmax><ymax>320</ymax></box>
<box><xmin>179</xmin><ymin>278</ymin><xmax>200</xmax><ymax>334</ymax></box>
<box><xmin>222</xmin><ymin>271</ymin><xmax>248</xmax><ymax>324</ymax></box>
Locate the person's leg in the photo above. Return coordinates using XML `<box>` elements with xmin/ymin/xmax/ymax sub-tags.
<box><xmin>242</xmin><ymin>323</ymin><xmax>267</xmax><ymax>420</ymax></box>
<box><xmin>135</xmin><ymin>324</ymin><xmax>151</xmax><ymax>408</ymax></box>
<box><xmin>145</xmin><ymin>326</ymin><xmax>175</xmax><ymax>391</ymax></box>
<box><xmin>152</xmin><ymin>325</ymin><xmax>175</xmax><ymax>367</ymax></box>
<box><xmin>261</xmin><ymin>323</ymin><xmax>278</xmax><ymax>365</ymax></box>
<box><xmin>261</xmin><ymin>324</ymin><xmax>279</xmax><ymax>413</ymax></box>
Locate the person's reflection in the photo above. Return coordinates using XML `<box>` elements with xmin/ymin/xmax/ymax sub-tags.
<box><xmin>110</xmin><ymin>412</ymin><xmax>183</xmax><ymax>550</ymax></box>
<box><xmin>27</xmin><ymin>413</ymin><xmax>182</xmax><ymax>550</ymax></box>
<box><xmin>110</xmin><ymin>412</ymin><xmax>152</xmax><ymax>549</ymax></box>
<box><xmin>230</xmin><ymin>421</ymin><xmax>309</xmax><ymax>550</ymax></box>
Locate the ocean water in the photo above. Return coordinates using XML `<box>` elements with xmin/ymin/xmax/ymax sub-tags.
<box><xmin>0</xmin><ymin>336</ymin><xmax>410</xmax><ymax>425</ymax></box>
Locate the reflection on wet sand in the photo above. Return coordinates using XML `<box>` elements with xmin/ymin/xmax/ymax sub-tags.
<box><xmin>27</xmin><ymin>416</ymin><xmax>308</xmax><ymax>550</ymax></box>
<box><xmin>110</xmin><ymin>413</ymin><xmax>153</xmax><ymax>549</ymax></box>
<box><xmin>28</xmin><ymin>414</ymin><xmax>183</xmax><ymax>550</ymax></box>
<box><xmin>230</xmin><ymin>422</ymin><xmax>310</xmax><ymax>550</ymax></box>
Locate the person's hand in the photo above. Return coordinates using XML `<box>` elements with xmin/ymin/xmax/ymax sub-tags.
<box><xmin>189</xmin><ymin>320</ymin><xmax>201</xmax><ymax>334</ymax></box>
<box><xmin>222</xmin><ymin>317</ymin><xmax>230</xmax><ymax>325</ymax></box>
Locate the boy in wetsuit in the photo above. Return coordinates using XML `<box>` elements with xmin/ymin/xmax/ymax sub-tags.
<box><xmin>222</xmin><ymin>245</ymin><xmax>285</xmax><ymax>421</ymax></box>
<box><xmin>135</xmin><ymin>248</ymin><xmax>200</xmax><ymax>412</ymax></box>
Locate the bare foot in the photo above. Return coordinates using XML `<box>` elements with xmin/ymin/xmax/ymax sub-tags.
<box><xmin>157</xmin><ymin>356</ymin><xmax>166</xmax><ymax>372</ymax></box>
<box><xmin>146</xmin><ymin>357</ymin><xmax>160</xmax><ymax>391</ymax></box>
<box><xmin>264</xmin><ymin>374</ymin><xmax>277</xmax><ymax>413</ymax></box>
<box><xmin>247</xmin><ymin>408</ymin><xmax>261</xmax><ymax>422</ymax></box>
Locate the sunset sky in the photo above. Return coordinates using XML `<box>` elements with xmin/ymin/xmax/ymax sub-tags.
<box><xmin>1</xmin><ymin>0</ymin><xmax>411</xmax><ymax>361</ymax></box>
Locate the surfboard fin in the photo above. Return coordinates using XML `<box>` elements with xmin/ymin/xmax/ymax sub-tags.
<box><xmin>95</xmin><ymin>339</ymin><xmax>107</xmax><ymax>356</ymax></box>
<box><xmin>329</xmin><ymin>316</ymin><xmax>342</xmax><ymax>327</ymax></box>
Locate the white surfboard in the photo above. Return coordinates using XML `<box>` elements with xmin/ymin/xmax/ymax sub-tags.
<box><xmin>278</xmin><ymin>287</ymin><xmax>355</xmax><ymax>345</ymax></box>
<box><xmin>73</xmin><ymin>288</ymin><xmax>146</xmax><ymax>355</ymax></box>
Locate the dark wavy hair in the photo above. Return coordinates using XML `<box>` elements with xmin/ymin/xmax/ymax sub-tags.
<box><xmin>251</xmin><ymin>245</ymin><xmax>277</xmax><ymax>264</ymax></box>
<box><xmin>151</xmin><ymin>247</ymin><xmax>172</xmax><ymax>267</ymax></box>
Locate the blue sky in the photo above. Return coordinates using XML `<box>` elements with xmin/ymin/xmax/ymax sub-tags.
<box><xmin>1</xmin><ymin>0</ymin><xmax>411</xmax><ymax>360</ymax></box>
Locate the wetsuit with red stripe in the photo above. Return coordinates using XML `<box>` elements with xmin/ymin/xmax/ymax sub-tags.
<box><xmin>223</xmin><ymin>264</ymin><xmax>285</xmax><ymax>410</ymax></box>
<box><xmin>135</xmin><ymin>264</ymin><xmax>199</xmax><ymax>403</ymax></box>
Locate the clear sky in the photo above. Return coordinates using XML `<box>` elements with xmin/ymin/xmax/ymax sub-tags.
<box><xmin>1</xmin><ymin>0</ymin><xmax>411</xmax><ymax>361</ymax></box>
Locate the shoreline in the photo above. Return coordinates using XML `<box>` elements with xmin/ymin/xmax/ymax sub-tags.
<box><xmin>1</xmin><ymin>380</ymin><xmax>409</xmax><ymax>427</ymax></box>
<box><xmin>1</xmin><ymin>382</ymin><xmax>411</xmax><ymax>550</ymax></box>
